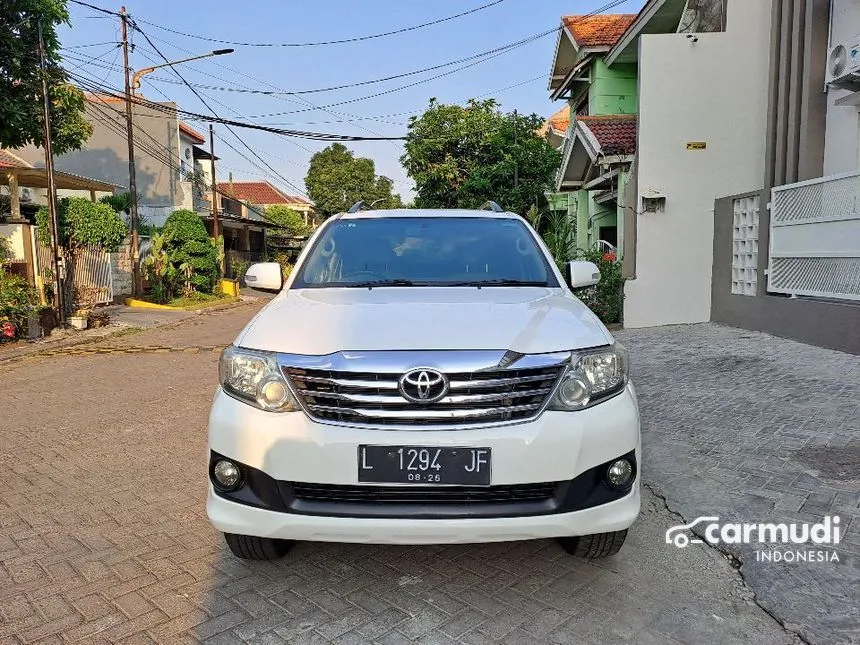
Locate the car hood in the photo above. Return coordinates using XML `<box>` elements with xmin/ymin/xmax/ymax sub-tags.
<box><xmin>236</xmin><ymin>287</ymin><xmax>612</xmax><ymax>355</ymax></box>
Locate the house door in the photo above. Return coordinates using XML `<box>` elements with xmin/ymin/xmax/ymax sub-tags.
<box><xmin>598</xmin><ymin>225</ymin><xmax>617</xmax><ymax>248</ymax></box>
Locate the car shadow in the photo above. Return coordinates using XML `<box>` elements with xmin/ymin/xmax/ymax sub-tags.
<box><xmin>194</xmin><ymin>486</ymin><xmax>792</xmax><ymax>643</ymax></box>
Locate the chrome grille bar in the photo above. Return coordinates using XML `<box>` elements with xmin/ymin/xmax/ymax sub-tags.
<box><xmin>284</xmin><ymin>353</ymin><xmax>567</xmax><ymax>428</ymax></box>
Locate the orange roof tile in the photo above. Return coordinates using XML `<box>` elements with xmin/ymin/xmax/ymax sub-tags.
<box><xmin>538</xmin><ymin>106</ymin><xmax>571</xmax><ymax>138</ymax></box>
<box><xmin>0</xmin><ymin>149</ymin><xmax>31</xmax><ymax>168</ymax></box>
<box><xmin>548</xmin><ymin>105</ymin><xmax>571</xmax><ymax>133</ymax></box>
<box><xmin>179</xmin><ymin>122</ymin><xmax>205</xmax><ymax>143</ymax></box>
<box><xmin>563</xmin><ymin>14</ymin><xmax>637</xmax><ymax>47</ymax></box>
<box><xmin>217</xmin><ymin>181</ymin><xmax>311</xmax><ymax>206</ymax></box>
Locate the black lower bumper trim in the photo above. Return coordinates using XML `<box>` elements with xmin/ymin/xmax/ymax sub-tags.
<box><xmin>210</xmin><ymin>451</ymin><xmax>637</xmax><ymax>520</ymax></box>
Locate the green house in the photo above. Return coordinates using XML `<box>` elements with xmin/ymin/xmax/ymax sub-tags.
<box><xmin>542</xmin><ymin>13</ymin><xmax>639</xmax><ymax>255</ymax></box>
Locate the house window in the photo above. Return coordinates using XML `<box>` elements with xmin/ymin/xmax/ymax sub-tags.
<box><xmin>731</xmin><ymin>196</ymin><xmax>759</xmax><ymax>296</ymax></box>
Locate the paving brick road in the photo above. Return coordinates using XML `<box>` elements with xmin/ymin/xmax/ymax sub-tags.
<box><xmin>616</xmin><ymin>324</ymin><xmax>860</xmax><ymax>645</ymax></box>
<box><xmin>0</xmin><ymin>302</ymin><xmax>853</xmax><ymax>644</ymax></box>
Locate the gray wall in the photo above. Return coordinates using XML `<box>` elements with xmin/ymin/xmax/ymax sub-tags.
<box><xmin>711</xmin><ymin>191</ymin><xmax>860</xmax><ymax>355</ymax></box>
<box><xmin>17</xmin><ymin>99</ymin><xmax>181</xmax><ymax>208</ymax></box>
<box><xmin>764</xmin><ymin>0</ymin><xmax>831</xmax><ymax>188</ymax></box>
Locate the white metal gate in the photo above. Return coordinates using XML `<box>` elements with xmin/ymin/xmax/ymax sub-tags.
<box><xmin>768</xmin><ymin>171</ymin><xmax>860</xmax><ymax>301</ymax></box>
<box><xmin>31</xmin><ymin>230</ymin><xmax>113</xmax><ymax>305</ymax></box>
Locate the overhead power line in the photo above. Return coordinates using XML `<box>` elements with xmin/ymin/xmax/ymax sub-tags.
<box><xmin>84</xmin><ymin>94</ymin><xmax>281</xmax><ymax>219</ymax></box>
<box><xmin>68</xmin><ymin>70</ymin><xmax>408</xmax><ymax>141</ymax></box>
<box><xmin>132</xmin><ymin>0</ymin><xmax>505</xmax><ymax>47</ymax></box>
<box><xmin>68</xmin><ymin>0</ymin><xmax>120</xmax><ymax>16</ymax></box>
<box><xmin>126</xmin><ymin>26</ymin><xmax>558</xmax><ymax>97</ymax></box>
<box><xmin>128</xmin><ymin>22</ymin><xmax>312</xmax><ymax>198</ymax></box>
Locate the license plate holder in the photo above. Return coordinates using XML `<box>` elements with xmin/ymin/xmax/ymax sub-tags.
<box><xmin>358</xmin><ymin>445</ymin><xmax>492</xmax><ymax>486</ymax></box>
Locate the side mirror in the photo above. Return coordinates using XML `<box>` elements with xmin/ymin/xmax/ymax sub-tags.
<box><xmin>566</xmin><ymin>261</ymin><xmax>601</xmax><ymax>289</ymax></box>
<box><xmin>243</xmin><ymin>262</ymin><xmax>283</xmax><ymax>292</ymax></box>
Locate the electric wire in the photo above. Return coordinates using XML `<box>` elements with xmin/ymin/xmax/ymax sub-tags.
<box><xmin>132</xmin><ymin>0</ymin><xmax>505</xmax><ymax>48</ymax></box>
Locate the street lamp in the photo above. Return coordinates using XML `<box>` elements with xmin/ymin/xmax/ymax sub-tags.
<box><xmin>122</xmin><ymin>46</ymin><xmax>233</xmax><ymax>295</ymax></box>
<box><xmin>131</xmin><ymin>49</ymin><xmax>234</xmax><ymax>95</ymax></box>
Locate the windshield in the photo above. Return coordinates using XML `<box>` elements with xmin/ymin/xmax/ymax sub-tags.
<box><xmin>292</xmin><ymin>217</ymin><xmax>559</xmax><ymax>288</ymax></box>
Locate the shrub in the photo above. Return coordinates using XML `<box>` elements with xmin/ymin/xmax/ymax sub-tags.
<box><xmin>0</xmin><ymin>268</ymin><xmax>39</xmax><ymax>341</ymax></box>
<box><xmin>528</xmin><ymin>210</ymin><xmax>576</xmax><ymax>272</ymax></box>
<box><xmin>574</xmin><ymin>248</ymin><xmax>624</xmax><ymax>324</ymax></box>
<box><xmin>143</xmin><ymin>232</ymin><xmax>178</xmax><ymax>303</ymax></box>
<box><xmin>0</xmin><ymin>235</ymin><xmax>12</xmax><ymax>264</ymax></box>
<box><xmin>161</xmin><ymin>210</ymin><xmax>218</xmax><ymax>293</ymax></box>
<box><xmin>529</xmin><ymin>209</ymin><xmax>623</xmax><ymax>324</ymax></box>
<box><xmin>36</xmin><ymin>197</ymin><xmax>127</xmax><ymax>252</ymax></box>
<box><xmin>229</xmin><ymin>258</ymin><xmax>251</xmax><ymax>283</ymax></box>
<box><xmin>35</xmin><ymin>198</ymin><xmax>127</xmax><ymax>313</ymax></box>
<box><xmin>271</xmin><ymin>251</ymin><xmax>294</xmax><ymax>281</ymax></box>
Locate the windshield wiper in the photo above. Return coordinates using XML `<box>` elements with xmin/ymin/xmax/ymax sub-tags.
<box><xmin>442</xmin><ymin>279</ymin><xmax>550</xmax><ymax>287</ymax></box>
<box><xmin>346</xmin><ymin>279</ymin><xmax>416</xmax><ymax>288</ymax></box>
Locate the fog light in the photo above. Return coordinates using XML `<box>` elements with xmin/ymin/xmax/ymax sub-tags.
<box><xmin>606</xmin><ymin>459</ymin><xmax>634</xmax><ymax>489</ymax></box>
<box><xmin>212</xmin><ymin>459</ymin><xmax>241</xmax><ymax>490</ymax></box>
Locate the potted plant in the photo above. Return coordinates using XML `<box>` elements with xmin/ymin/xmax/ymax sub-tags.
<box><xmin>69</xmin><ymin>285</ymin><xmax>98</xmax><ymax>330</ymax></box>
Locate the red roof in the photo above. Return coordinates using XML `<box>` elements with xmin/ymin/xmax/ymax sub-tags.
<box><xmin>179</xmin><ymin>122</ymin><xmax>205</xmax><ymax>143</ymax></box>
<box><xmin>563</xmin><ymin>14</ymin><xmax>637</xmax><ymax>47</ymax></box>
<box><xmin>217</xmin><ymin>181</ymin><xmax>311</xmax><ymax>206</ymax></box>
<box><xmin>578</xmin><ymin>115</ymin><xmax>637</xmax><ymax>155</ymax></box>
<box><xmin>0</xmin><ymin>149</ymin><xmax>31</xmax><ymax>168</ymax></box>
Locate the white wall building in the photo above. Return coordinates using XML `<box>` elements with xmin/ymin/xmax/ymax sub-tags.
<box><xmin>623</xmin><ymin>0</ymin><xmax>772</xmax><ymax>328</ymax></box>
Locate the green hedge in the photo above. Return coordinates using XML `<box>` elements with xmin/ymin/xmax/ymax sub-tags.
<box><xmin>162</xmin><ymin>210</ymin><xmax>218</xmax><ymax>292</ymax></box>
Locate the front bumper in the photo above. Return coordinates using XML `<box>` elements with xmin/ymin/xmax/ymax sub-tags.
<box><xmin>206</xmin><ymin>383</ymin><xmax>641</xmax><ymax>544</ymax></box>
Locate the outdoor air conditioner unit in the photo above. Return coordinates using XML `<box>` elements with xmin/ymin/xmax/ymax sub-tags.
<box><xmin>826</xmin><ymin>35</ymin><xmax>860</xmax><ymax>89</ymax></box>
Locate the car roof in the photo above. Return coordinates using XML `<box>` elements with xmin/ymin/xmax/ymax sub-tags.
<box><xmin>338</xmin><ymin>208</ymin><xmax>521</xmax><ymax>220</ymax></box>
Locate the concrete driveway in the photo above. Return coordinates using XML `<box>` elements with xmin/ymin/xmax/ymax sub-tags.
<box><xmin>0</xmin><ymin>303</ymin><xmax>853</xmax><ymax>643</ymax></box>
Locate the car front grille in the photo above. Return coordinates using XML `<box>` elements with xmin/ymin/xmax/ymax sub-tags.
<box><xmin>283</xmin><ymin>364</ymin><xmax>565</xmax><ymax>427</ymax></box>
<box><xmin>288</xmin><ymin>482</ymin><xmax>559</xmax><ymax>505</ymax></box>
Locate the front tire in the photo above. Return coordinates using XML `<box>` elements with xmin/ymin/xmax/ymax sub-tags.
<box><xmin>558</xmin><ymin>529</ymin><xmax>628</xmax><ymax>558</ymax></box>
<box><xmin>224</xmin><ymin>533</ymin><xmax>294</xmax><ymax>560</ymax></box>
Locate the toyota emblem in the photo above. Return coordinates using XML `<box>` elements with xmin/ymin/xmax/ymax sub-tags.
<box><xmin>399</xmin><ymin>368</ymin><xmax>449</xmax><ymax>403</ymax></box>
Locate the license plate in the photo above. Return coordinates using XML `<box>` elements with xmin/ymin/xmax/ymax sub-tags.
<box><xmin>358</xmin><ymin>445</ymin><xmax>491</xmax><ymax>486</ymax></box>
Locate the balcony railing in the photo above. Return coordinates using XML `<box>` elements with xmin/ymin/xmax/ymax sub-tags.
<box><xmin>768</xmin><ymin>171</ymin><xmax>860</xmax><ymax>301</ymax></box>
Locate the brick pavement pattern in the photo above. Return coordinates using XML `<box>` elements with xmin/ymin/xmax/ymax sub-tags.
<box><xmin>0</xmin><ymin>304</ymin><xmax>831</xmax><ymax>644</ymax></box>
<box><xmin>616</xmin><ymin>323</ymin><xmax>860</xmax><ymax>645</ymax></box>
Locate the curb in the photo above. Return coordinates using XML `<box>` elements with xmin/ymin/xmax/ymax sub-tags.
<box><xmin>124</xmin><ymin>296</ymin><xmax>242</xmax><ymax>311</ymax></box>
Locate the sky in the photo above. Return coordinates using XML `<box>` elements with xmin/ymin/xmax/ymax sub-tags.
<box><xmin>59</xmin><ymin>0</ymin><xmax>645</xmax><ymax>202</ymax></box>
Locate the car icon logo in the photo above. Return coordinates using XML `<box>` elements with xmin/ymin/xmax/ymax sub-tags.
<box><xmin>665</xmin><ymin>516</ymin><xmax>720</xmax><ymax>548</ymax></box>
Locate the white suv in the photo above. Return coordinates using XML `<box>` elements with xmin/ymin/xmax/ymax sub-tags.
<box><xmin>208</xmin><ymin>205</ymin><xmax>640</xmax><ymax>560</ymax></box>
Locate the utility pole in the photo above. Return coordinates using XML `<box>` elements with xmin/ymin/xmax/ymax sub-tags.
<box><xmin>513</xmin><ymin>109</ymin><xmax>519</xmax><ymax>190</ymax></box>
<box><xmin>37</xmin><ymin>17</ymin><xmax>65</xmax><ymax>323</ymax></box>
<box><xmin>209</xmin><ymin>124</ymin><xmax>224</xmax><ymax>275</ymax></box>
<box><xmin>120</xmin><ymin>6</ymin><xmax>142</xmax><ymax>296</ymax></box>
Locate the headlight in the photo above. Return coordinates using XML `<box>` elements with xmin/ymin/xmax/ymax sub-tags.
<box><xmin>219</xmin><ymin>345</ymin><xmax>298</xmax><ymax>412</ymax></box>
<box><xmin>549</xmin><ymin>343</ymin><xmax>628</xmax><ymax>411</ymax></box>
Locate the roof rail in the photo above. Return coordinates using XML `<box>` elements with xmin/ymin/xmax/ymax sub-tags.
<box><xmin>480</xmin><ymin>201</ymin><xmax>504</xmax><ymax>213</ymax></box>
<box><xmin>347</xmin><ymin>200</ymin><xmax>366</xmax><ymax>213</ymax></box>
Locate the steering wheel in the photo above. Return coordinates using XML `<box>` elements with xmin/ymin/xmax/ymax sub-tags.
<box><xmin>342</xmin><ymin>270</ymin><xmax>386</xmax><ymax>281</ymax></box>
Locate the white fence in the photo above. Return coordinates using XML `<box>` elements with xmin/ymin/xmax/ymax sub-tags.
<box><xmin>32</xmin><ymin>231</ymin><xmax>113</xmax><ymax>305</ymax></box>
<box><xmin>768</xmin><ymin>171</ymin><xmax>860</xmax><ymax>301</ymax></box>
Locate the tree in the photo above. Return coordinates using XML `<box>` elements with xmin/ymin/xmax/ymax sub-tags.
<box><xmin>161</xmin><ymin>210</ymin><xmax>218</xmax><ymax>293</ymax></box>
<box><xmin>401</xmin><ymin>99</ymin><xmax>561</xmax><ymax>216</ymax></box>
<box><xmin>264</xmin><ymin>204</ymin><xmax>310</xmax><ymax>237</ymax></box>
<box><xmin>305</xmin><ymin>143</ymin><xmax>402</xmax><ymax>218</ymax></box>
<box><xmin>36</xmin><ymin>197</ymin><xmax>127</xmax><ymax>311</ymax></box>
<box><xmin>1</xmin><ymin>0</ymin><xmax>93</xmax><ymax>154</ymax></box>
<box><xmin>36</xmin><ymin>197</ymin><xmax>127</xmax><ymax>252</ymax></box>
